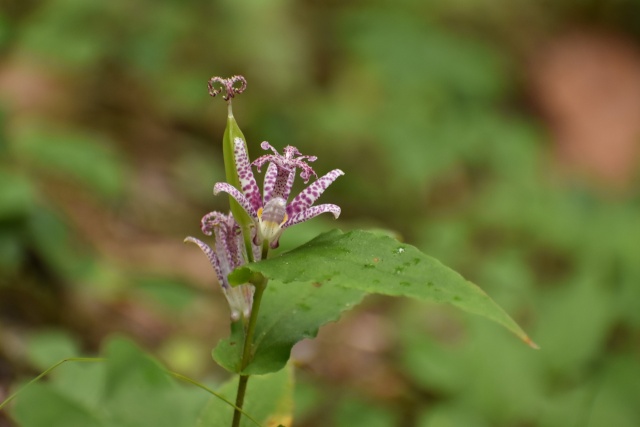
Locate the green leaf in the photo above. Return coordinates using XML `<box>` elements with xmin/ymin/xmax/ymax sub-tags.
<box><xmin>213</xmin><ymin>278</ymin><xmax>366</xmax><ymax>375</ymax></box>
<box><xmin>101</xmin><ymin>337</ymin><xmax>206</xmax><ymax>427</ymax></box>
<box><xmin>0</xmin><ymin>169</ymin><xmax>35</xmax><ymax>220</ymax></box>
<box><xmin>10</xmin><ymin>337</ymin><xmax>208</xmax><ymax>427</ymax></box>
<box><xmin>224</xmin><ymin>230</ymin><xmax>535</xmax><ymax>373</ymax></box>
<box><xmin>26</xmin><ymin>330</ymin><xmax>81</xmax><ymax>371</ymax></box>
<box><xmin>13</xmin><ymin>123</ymin><xmax>125</xmax><ymax>199</ymax></box>
<box><xmin>334</xmin><ymin>395</ymin><xmax>398</xmax><ymax>427</ymax></box>
<box><xmin>197</xmin><ymin>365</ymin><xmax>294</xmax><ymax>427</ymax></box>
<box><xmin>12</xmin><ymin>382</ymin><xmax>105</xmax><ymax>427</ymax></box>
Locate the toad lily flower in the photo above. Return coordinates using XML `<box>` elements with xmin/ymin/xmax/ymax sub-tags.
<box><xmin>214</xmin><ymin>139</ymin><xmax>344</xmax><ymax>248</ymax></box>
<box><xmin>185</xmin><ymin>212</ymin><xmax>259</xmax><ymax>322</ymax></box>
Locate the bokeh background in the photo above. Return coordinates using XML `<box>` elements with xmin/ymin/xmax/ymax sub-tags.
<box><xmin>1</xmin><ymin>0</ymin><xmax>640</xmax><ymax>426</ymax></box>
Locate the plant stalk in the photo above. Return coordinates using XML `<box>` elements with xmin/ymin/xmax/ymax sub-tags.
<box><xmin>231</xmin><ymin>375</ymin><xmax>250</xmax><ymax>427</ymax></box>
<box><xmin>231</xmin><ymin>246</ymin><xmax>269</xmax><ymax>427</ymax></box>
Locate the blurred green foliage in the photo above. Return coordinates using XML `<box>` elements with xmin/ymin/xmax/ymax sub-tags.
<box><xmin>12</xmin><ymin>336</ymin><xmax>208</xmax><ymax>427</ymax></box>
<box><xmin>2</xmin><ymin>0</ymin><xmax>640</xmax><ymax>426</ymax></box>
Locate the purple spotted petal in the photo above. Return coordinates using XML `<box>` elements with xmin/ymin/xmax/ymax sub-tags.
<box><xmin>262</xmin><ymin>162</ymin><xmax>278</xmax><ymax>204</ymax></box>
<box><xmin>184</xmin><ymin>236</ymin><xmax>225</xmax><ymax>288</ymax></box>
<box><xmin>207</xmin><ymin>214</ymin><xmax>239</xmax><ymax>284</ymax></box>
<box><xmin>233</xmin><ymin>138</ymin><xmax>262</xmax><ymax>212</ymax></box>
<box><xmin>279</xmin><ymin>167</ymin><xmax>296</xmax><ymax>201</ymax></box>
<box><xmin>213</xmin><ymin>182</ymin><xmax>258</xmax><ymax>219</ymax></box>
<box><xmin>283</xmin><ymin>204</ymin><xmax>341</xmax><ymax>229</ymax></box>
<box><xmin>260</xmin><ymin>156</ymin><xmax>296</xmax><ymax>202</ymax></box>
<box><xmin>251</xmin><ymin>230</ymin><xmax>262</xmax><ymax>261</ymax></box>
<box><xmin>214</xmin><ymin>215</ymin><xmax>244</xmax><ymax>271</ymax></box>
<box><xmin>185</xmin><ymin>234</ymin><xmax>253</xmax><ymax>321</ymax></box>
<box><xmin>287</xmin><ymin>169</ymin><xmax>344</xmax><ymax>217</ymax></box>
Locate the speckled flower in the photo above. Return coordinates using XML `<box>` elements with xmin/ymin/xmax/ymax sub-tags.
<box><xmin>185</xmin><ymin>212</ymin><xmax>260</xmax><ymax>321</ymax></box>
<box><xmin>213</xmin><ymin>138</ymin><xmax>343</xmax><ymax>248</ymax></box>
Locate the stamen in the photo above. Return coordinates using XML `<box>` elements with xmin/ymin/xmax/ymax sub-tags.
<box><xmin>252</xmin><ymin>143</ymin><xmax>319</xmax><ymax>184</ymax></box>
<box><xmin>208</xmin><ymin>75</ymin><xmax>247</xmax><ymax>101</ymax></box>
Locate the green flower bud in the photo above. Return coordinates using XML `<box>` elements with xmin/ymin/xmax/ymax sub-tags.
<box><xmin>209</xmin><ymin>75</ymin><xmax>256</xmax><ymax>261</ymax></box>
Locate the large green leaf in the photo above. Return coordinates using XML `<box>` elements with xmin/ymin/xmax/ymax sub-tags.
<box><xmin>223</xmin><ymin>230</ymin><xmax>535</xmax><ymax>375</ymax></box>
<box><xmin>213</xmin><ymin>277</ymin><xmax>366</xmax><ymax>374</ymax></box>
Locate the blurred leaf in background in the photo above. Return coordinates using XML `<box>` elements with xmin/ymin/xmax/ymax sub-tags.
<box><xmin>11</xmin><ymin>335</ymin><xmax>208</xmax><ymax>427</ymax></box>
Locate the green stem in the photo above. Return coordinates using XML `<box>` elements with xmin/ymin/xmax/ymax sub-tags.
<box><xmin>168</xmin><ymin>370</ymin><xmax>262</xmax><ymax>427</ymax></box>
<box><xmin>240</xmin><ymin>280</ymin><xmax>267</xmax><ymax>370</ymax></box>
<box><xmin>242</xmin><ymin>225</ymin><xmax>255</xmax><ymax>263</ymax></box>
<box><xmin>231</xmin><ymin>256</ymin><xmax>269</xmax><ymax>427</ymax></box>
<box><xmin>231</xmin><ymin>375</ymin><xmax>250</xmax><ymax>427</ymax></box>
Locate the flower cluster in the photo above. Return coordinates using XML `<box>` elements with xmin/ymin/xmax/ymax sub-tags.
<box><xmin>187</xmin><ymin>135</ymin><xmax>343</xmax><ymax>321</ymax></box>
<box><xmin>214</xmin><ymin>139</ymin><xmax>344</xmax><ymax>249</ymax></box>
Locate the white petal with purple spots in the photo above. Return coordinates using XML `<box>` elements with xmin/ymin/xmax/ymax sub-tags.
<box><xmin>184</xmin><ymin>236</ymin><xmax>224</xmax><ymax>287</ymax></box>
<box><xmin>287</xmin><ymin>169</ymin><xmax>344</xmax><ymax>217</ymax></box>
<box><xmin>262</xmin><ymin>162</ymin><xmax>278</xmax><ymax>204</ymax></box>
<box><xmin>233</xmin><ymin>138</ymin><xmax>262</xmax><ymax>212</ymax></box>
<box><xmin>213</xmin><ymin>182</ymin><xmax>259</xmax><ymax>219</ymax></box>
<box><xmin>283</xmin><ymin>204</ymin><xmax>341</xmax><ymax>229</ymax></box>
